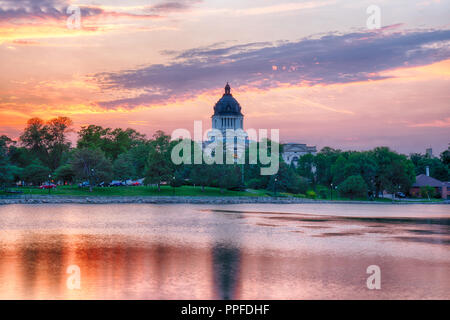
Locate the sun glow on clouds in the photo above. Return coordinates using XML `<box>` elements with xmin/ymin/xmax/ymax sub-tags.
<box><xmin>1</xmin><ymin>0</ymin><xmax>450</xmax><ymax>153</ymax></box>
<box><xmin>2</xmin><ymin>59</ymin><xmax>448</xmax><ymax>153</ymax></box>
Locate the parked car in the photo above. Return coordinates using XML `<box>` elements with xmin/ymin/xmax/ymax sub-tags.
<box><xmin>40</xmin><ymin>184</ymin><xmax>57</xmax><ymax>189</ymax></box>
<box><xmin>109</xmin><ymin>180</ymin><xmax>125</xmax><ymax>187</ymax></box>
<box><xmin>131</xmin><ymin>181</ymin><xmax>141</xmax><ymax>186</ymax></box>
<box><xmin>78</xmin><ymin>181</ymin><xmax>90</xmax><ymax>188</ymax></box>
<box><xmin>396</xmin><ymin>192</ymin><xmax>406</xmax><ymax>198</ymax></box>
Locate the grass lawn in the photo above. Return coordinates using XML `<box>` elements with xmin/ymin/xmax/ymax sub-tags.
<box><xmin>0</xmin><ymin>185</ymin><xmax>269</xmax><ymax>197</ymax></box>
<box><xmin>0</xmin><ymin>186</ymin><xmax>444</xmax><ymax>202</ymax></box>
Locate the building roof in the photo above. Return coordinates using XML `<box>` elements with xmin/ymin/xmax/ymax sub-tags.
<box><xmin>213</xmin><ymin>83</ymin><xmax>243</xmax><ymax>117</ymax></box>
<box><xmin>412</xmin><ymin>174</ymin><xmax>444</xmax><ymax>188</ymax></box>
<box><xmin>283</xmin><ymin>143</ymin><xmax>317</xmax><ymax>153</ymax></box>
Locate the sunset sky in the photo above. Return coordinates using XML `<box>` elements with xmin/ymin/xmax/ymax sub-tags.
<box><xmin>1</xmin><ymin>0</ymin><xmax>449</xmax><ymax>154</ymax></box>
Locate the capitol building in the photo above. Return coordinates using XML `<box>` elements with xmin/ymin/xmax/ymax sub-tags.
<box><xmin>208</xmin><ymin>83</ymin><xmax>316</xmax><ymax>166</ymax></box>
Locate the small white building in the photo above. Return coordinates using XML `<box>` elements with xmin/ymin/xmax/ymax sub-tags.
<box><xmin>282</xmin><ymin>143</ymin><xmax>317</xmax><ymax>166</ymax></box>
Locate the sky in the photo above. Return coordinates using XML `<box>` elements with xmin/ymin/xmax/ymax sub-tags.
<box><xmin>0</xmin><ymin>0</ymin><xmax>449</xmax><ymax>154</ymax></box>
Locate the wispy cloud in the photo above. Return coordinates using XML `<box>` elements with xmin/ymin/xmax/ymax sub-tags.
<box><xmin>409</xmin><ymin>117</ymin><xmax>450</xmax><ymax>128</ymax></box>
<box><xmin>94</xmin><ymin>27</ymin><xmax>450</xmax><ymax>109</ymax></box>
<box><xmin>0</xmin><ymin>0</ymin><xmax>163</xmax><ymax>43</ymax></box>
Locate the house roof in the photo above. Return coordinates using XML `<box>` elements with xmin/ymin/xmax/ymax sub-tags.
<box><xmin>412</xmin><ymin>174</ymin><xmax>444</xmax><ymax>188</ymax></box>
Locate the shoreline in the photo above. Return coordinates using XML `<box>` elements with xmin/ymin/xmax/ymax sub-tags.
<box><xmin>0</xmin><ymin>195</ymin><xmax>448</xmax><ymax>205</ymax></box>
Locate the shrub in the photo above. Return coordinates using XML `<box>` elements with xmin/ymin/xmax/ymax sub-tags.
<box><xmin>306</xmin><ymin>190</ymin><xmax>316</xmax><ymax>199</ymax></box>
<box><xmin>338</xmin><ymin>175</ymin><xmax>368</xmax><ymax>200</ymax></box>
<box><xmin>420</xmin><ymin>186</ymin><xmax>436</xmax><ymax>199</ymax></box>
<box><xmin>318</xmin><ymin>189</ymin><xmax>328</xmax><ymax>199</ymax></box>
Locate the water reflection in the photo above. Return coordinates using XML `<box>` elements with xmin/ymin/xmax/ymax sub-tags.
<box><xmin>0</xmin><ymin>203</ymin><xmax>448</xmax><ymax>299</ymax></box>
<box><xmin>210</xmin><ymin>211</ymin><xmax>243</xmax><ymax>300</ymax></box>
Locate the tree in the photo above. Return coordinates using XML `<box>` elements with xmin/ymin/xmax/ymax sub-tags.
<box><xmin>20</xmin><ymin>162</ymin><xmax>51</xmax><ymax>185</ymax></box>
<box><xmin>314</xmin><ymin>147</ymin><xmax>342</xmax><ymax>188</ymax></box>
<box><xmin>19</xmin><ymin>117</ymin><xmax>73</xmax><ymax>170</ymax></box>
<box><xmin>127</xmin><ymin>143</ymin><xmax>152</xmax><ymax>178</ymax></box>
<box><xmin>45</xmin><ymin>116</ymin><xmax>73</xmax><ymax>170</ymax></box>
<box><xmin>190</xmin><ymin>164</ymin><xmax>213</xmax><ymax>192</ymax></box>
<box><xmin>420</xmin><ymin>186</ymin><xmax>436</xmax><ymax>199</ymax></box>
<box><xmin>20</xmin><ymin>118</ymin><xmax>48</xmax><ymax>164</ymax></box>
<box><xmin>54</xmin><ymin>164</ymin><xmax>75</xmax><ymax>184</ymax></box>
<box><xmin>296</xmin><ymin>153</ymin><xmax>316</xmax><ymax>185</ymax></box>
<box><xmin>215</xmin><ymin>165</ymin><xmax>241</xmax><ymax>193</ymax></box>
<box><xmin>441</xmin><ymin>149</ymin><xmax>450</xmax><ymax>166</ymax></box>
<box><xmin>339</xmin><ymin>175</ymin><xmax>368</xmax><ymax>200</ymax></box>
<box><xmin>372</xmin><ymin>147</ymin><xmax>415</xmax><ymax>197</ymax></box>
<box><xmin>0</xmin><ymin>135</ymin><xmax>14</xmax><ymax>189</ymax></box>
<box><xmin>8</xmin><ymin>146</ymin><xmax>34</xmax><ymax>168</ymax></box>
<box><xmin>70</xmin><ymin>148</ymin><xmax>113</xmax><ymax>191</ymax></box>
<box><xmin>267</xmin><ymin>161</ymin><xmax>309</xmax><ymax>194</ymax></box>
<box><xmin>410</xmin><ymin>152</ymin><xmax>449</xmax><ymax>182</ymax></box>
<box><xmin>77</xmin><ymin>125</ymin><xmax>146</xmax><ymax>160</ymax></box>
<box><xmin>113</xmin><ymin>153</ymin><xmax>136</xmax><ymax>181</ymax></box>
<box><xmin>144</xmin><ymin>131</ymin><xmax>174</xmax><ymax>191</ymax></box>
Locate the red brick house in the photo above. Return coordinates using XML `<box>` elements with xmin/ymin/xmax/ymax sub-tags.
<box><xmin>410</xmin><ymin>174</ymin><xmax>447</xmax><ymax>199</ymax></box>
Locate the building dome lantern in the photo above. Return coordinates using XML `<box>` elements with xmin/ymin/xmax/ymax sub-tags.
<box><xmin>225</xmin><ymin>82</ymin><xmax>231</xmax><ymax>95</ymax></box>
<box><xmin>211</xmin><ymin>83</ymin><xmax>244</xmax><ymax>134</ymax></box>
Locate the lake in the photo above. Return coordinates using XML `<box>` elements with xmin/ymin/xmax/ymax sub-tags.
<box><xmin>0</xmin><ymin>203</ymin><xmax>448</xmax><ymax>299</ymax></box>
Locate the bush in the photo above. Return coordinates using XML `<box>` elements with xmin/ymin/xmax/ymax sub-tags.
<box><xmin>318</xmin><ymin>189</ymin><xmax>328</xmax><ymax>199</ymax></box>
<box><xmin>247</xmin><ymin>178</ymin><xmax>265</xmax><ymax>189</ymax></box>
<box><xmin>420</xmin><ymin>186</ymin><xmax>436</xmax><ymax>199</ymax></box>
<box><xmin>338</xmin><ymin>175</ymin><xmax>368</xmax><ymax>200</ymax></box>
<box><xmin>306</xmin><ymin>190</ymin><xmax>316</xmax><ymax>199</ymax></box>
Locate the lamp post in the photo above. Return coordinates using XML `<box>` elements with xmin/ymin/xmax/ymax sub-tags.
<box><xmin>172</xmin><ymin>176</ymin><xmax>176</xmax><ymax>196</ymax></box>
<box><xmin>90</xmin><ymin>168</ymin><xmax>94</xmax><ymax>192</ymax></box>
<box><xmin>274</xmin><ymin>177</ymin><xmax>278</xmax><ymax>197</ymax></box>
<box><xmin>330</xmin><ymin>183</ymin><xmax>333</xmax><ymax>201</ymax></box>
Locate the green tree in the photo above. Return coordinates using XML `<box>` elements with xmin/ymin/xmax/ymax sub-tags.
<box><xmin>372</xmin><ymin>147</ymin><xmax>415</xmax><ymax>197</ymax></box>
<box><xmin>54</xmin><ymin>164</ymin><xmax>75</xmax><ymax>184</ymax></box>
<box><xmin>21</xmin><ymin>162</ymin><xmax>51</xmax><ymax>185</ymax></box>
<box><xmin>70</xmin><ymin>148</ymin><xmax>113</xmax><ymax>191</ymax></box>
<box><xmin>190</xmin><ymin>164</ymin><xmax>214</xmax><ymax>192</ymax></box>
<box><xmin>410</xmin><ymin>152</ymin><xmax>449</xmax><ymax>182</ymax></box>
<box><xmin>441</xmin><ymin>149</ymin><xmax>450</xmax><ymax>166</ymax></box>
<box><xmin>20</xmin><ymin>118</ymin><xmax>48</xmax><ymax>164</ymax></box>
<box><xmin>113</xmin><ymin>153</ymin><xmax>136</xmax><ymax>181</ymax></box>
<box><xmin>314</xmin><ymin>147</ymin><xmax>342</xmax><ymax>187</ymax></box>
<box><xmin>0</xmin><ymin>135</ymin><xmax>14</xmax><ymax>189</ymax></box>
<box><xmin>420</xmin><ymin>186</ymin><xmax>436</xmax><ymax>199</ymax></box>
<box><xmin>8</xmin><ymin>146</ymin><xmax>34</xmax><ymax>168</ymax></box>
<box><xmin>45</xmin><ymin>116</ymin><xmax>73</xmax><ymax>170</ymax></box>
<box><xmin>77</xmin><ymin>125</ymin><xmax>146</xmax><ymax>160</ymax></box>
<box><xmin>268</xmin><ymin>162</ymin><xmax>309</xmax><ymax>194</ymax></box>
<box><xmin>215</xmin><ymin>165</ymin><xmax>241</xmax><ymax>193</ymax></box>
<box><xmin>296</xmin><ymin>153</ymin><xmax>316</xmax><ymax>185</ymax></box>
<box><xmin>339</xmin><ymin>175</ymin><xmax>368</xmax><ymax>200</ymax></box>
<box><xmin>19</xmin><ymin>117</ymin><xmax>73</xmax><ymax>170</ymax></box>
<box><xmin>127</xmin><ymin>143</ymin><xmax>152</xmax><ymax>178</ymax></box>
<box><xmin>144</xmin><ymin>131</ymin><xmax>174</xmax><ymax>191</ymax></box>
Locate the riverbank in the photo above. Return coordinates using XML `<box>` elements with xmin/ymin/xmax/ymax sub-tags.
<box><xmin>0</xmin><ymin>195</ymin><xmax>448</xmax><ymax>205</ymax></box>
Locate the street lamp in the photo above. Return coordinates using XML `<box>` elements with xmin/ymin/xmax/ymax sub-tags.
<box><xmin>90</xmin><ymin>168</ymin><xmax>94</xmax><ymax>192</ymax></box>
<box><xmin>330</xmin><ymin>183</ymin><xmax>333</xmax><ymax>201</ymax></box>
<box><xmin>274</xmin><ymin>177</ymin><xmax>278</xmax><ymax>197</ymax></box>
<box><xmin>172</xmin><ymin>176</ymin><xmax>176</xmax><ymax>196</ymax></box>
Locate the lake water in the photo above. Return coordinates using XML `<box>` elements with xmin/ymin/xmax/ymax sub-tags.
<box><xmin>0</xmin><ymin>203</ymin><xmax>448</xmax><ymax>299</ymax></box>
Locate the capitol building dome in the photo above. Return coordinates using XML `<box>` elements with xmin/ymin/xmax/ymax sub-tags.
<box><xmin>213</xmin><ymin>83</ymin><xmax>243</xmax><ymax>116</ymax></box>
<box><xmin>211</xmin><ymin>83</ymin><xmax>244</xmax><ymax>134</ymax></box>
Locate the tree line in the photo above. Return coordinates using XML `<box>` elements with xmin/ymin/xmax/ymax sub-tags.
<box><xmin>0</xmin><ymin>117</ymin><xmax>449</xmax><ymax>198</ymax></box>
